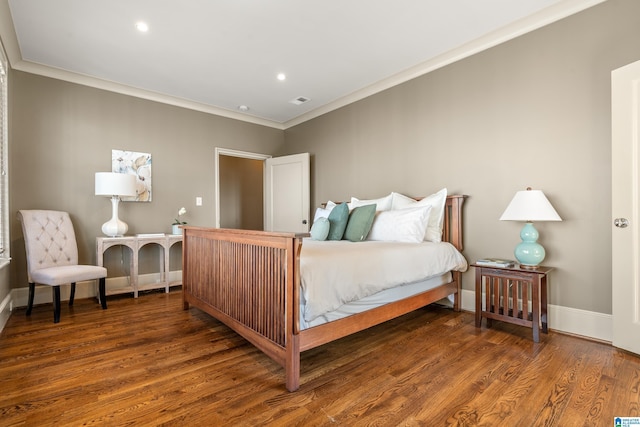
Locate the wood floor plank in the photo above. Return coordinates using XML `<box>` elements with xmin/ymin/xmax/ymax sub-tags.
<box><xmin>559</xmin><ymin>340</ymin><xmax>609</xmax><ymax>425</ymax></box>
<box><xmin>1</xmin><ymin>289</ymin><xmax>640</xmax><ymax>426</ymax></box>
<box><xmin>608</xmin><ymin>350</ymin><xmax>640</xmax><ymax>420</ymax></box>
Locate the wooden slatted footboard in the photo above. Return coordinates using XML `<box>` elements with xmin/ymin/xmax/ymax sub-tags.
<box><xmin>182</xmin><ymin>228</ymin><xmax>303</xmax><ymax>383</ymax></box>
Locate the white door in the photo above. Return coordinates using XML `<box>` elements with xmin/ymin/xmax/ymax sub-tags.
<box><xmin>612</xmin><ymin>60</ymin><xmax>640</xmax><ymax>355</ymax></box>
<box><xmin>265</xmin><ymin>153</ymin><xmax>310</xmax><ymax>233</ymax></box>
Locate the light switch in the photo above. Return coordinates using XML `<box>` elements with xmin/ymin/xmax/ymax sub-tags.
<box><xmin>196</xmin><ymin>197</ymin><xmax>202</xmax><ymax>206</ymax></box>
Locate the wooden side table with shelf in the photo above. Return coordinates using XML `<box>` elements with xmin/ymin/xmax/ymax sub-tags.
<box><xmin>96</xmin><ymin>234</ymin><xmax>183</xmax><ymax>298</ymax></box>
<box><xmin>472</xmin><ymin>263</ymin><xmax>552</xmax><ymax>342</ymax></box>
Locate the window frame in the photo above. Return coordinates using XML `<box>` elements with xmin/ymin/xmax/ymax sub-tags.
<box><xmin>0</xmin><ymin>45</ymin><xmax>8</xmax><ymax>263</ymax></box>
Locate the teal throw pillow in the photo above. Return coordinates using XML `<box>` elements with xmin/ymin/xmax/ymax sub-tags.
<box><xmin>326</xmin><ymin>203</ymin><xmax>349</xmax><ymax>240</ymax></box>
<box><xmin>310</xmin><ymin>217</ymin><xmax>330</xmax><ymax>240</ymax></box>
<box><xmin>344</xmin><ymin>204</ymin><xmax>377</xmax><ymax>242</ymax></box>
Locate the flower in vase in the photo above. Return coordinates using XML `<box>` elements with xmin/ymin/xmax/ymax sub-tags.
<box><xmin>173</xmin><ymin>207</ymin><xmax>187</xmax><ymax>225</ymax></box>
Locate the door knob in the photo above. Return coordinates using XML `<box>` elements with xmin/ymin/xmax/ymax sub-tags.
<box><xmin>302</xmin><ymin>220</ymin><xmax>308</xmax><ymax>225</ymax></box>
<box><xmin>614</xmin><ymin>218</ymin><xmax>629</xmax><ymax>228</ymax></box>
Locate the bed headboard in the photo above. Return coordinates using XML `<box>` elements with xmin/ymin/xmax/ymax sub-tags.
<box><xmin>443</xmin><ymin>195</ymin><xmax>466</xmax><ymax>252</ymax></box>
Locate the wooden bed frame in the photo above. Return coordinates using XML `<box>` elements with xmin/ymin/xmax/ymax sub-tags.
<box><xmin>182</xmin><ymin>194</ymin><xmax>466</xmax><ymax>391</ymax></box>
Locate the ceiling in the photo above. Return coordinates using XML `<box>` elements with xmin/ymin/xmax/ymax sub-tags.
<box><xmin>0</xmin><ymin>0</ymin><xmax>604</xmax><ymax>129</ymax></box>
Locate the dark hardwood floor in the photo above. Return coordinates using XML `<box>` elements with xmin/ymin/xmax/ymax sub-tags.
<box><xmin>1</xmin><ymin>289</ymin><xmax>638</xmax><ymax>426</ymax></box>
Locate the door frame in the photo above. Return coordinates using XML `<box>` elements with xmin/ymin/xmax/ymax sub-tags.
<box><xmin>214</xmin><ymin>147</ymin><xmax>271</xmax><ymax>228</ymax></box>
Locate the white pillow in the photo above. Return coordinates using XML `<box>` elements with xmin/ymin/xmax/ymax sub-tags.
<box><xmin>367</xmin><ymin>205</ymin><xmax>432</xmax><ymax>243</ymax></box>
<box><xmin>313</xmin><ymin>201</ymin><xmax>337</xmax><ymax>222</ymax></box>
<box><xmin>349</xmin><ymin>193</ymin><xmax>393</xmax><ymax>211</ymax></box>
<box><xmin>391</xmin><ymin>188</ymin><xmax>448</xmax><ymax>242</ymax></box>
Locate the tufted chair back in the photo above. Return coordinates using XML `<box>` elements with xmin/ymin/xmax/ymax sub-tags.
<box><xmin>18</xmin><ymin>210</ymin><xmax>79</xmax><ymax>282</ymax></box>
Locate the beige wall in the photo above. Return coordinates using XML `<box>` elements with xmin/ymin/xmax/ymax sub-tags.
<box><xmin>9</xmin><ymin>72</ymin><xmax>284</xmax><ymax>288</ymax></box>
<box><xmin>283</xmin><ymin>0</ymin><xmax>640</xmax><ymax>315</ymax></box>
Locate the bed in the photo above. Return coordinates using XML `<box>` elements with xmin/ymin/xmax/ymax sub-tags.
<box><xmin>182</xmin><ymin>194</ymin><xmax>467</xmax><ymax>391</ymax></box>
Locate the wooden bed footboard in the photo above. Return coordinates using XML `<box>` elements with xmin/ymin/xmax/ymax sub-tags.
<box><xmin>182</xmin><ymin>195</ymin><xmax>466</xmax><ymax>391</ymax></box>
<box><xmin>181</xmin><ymin>228</ymin><xmax>304</xmax><ymax>380</ymax></box>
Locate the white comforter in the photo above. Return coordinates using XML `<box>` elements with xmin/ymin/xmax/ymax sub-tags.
<box><xmin>299</xmin><ymin>239</ymin><xmax>468</xmax><ymax>322</ymax></box>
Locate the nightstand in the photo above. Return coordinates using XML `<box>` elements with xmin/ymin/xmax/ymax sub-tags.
<box><xmin>472</xmin><ymin>263</ymin><xmax>552</xmax><ymax>342</ymax></box>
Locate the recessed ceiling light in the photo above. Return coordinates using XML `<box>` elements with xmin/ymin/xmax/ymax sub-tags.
<box><xmin>277</xmin><ymin>73</ymin><xmax>286</xmax><ymax>81</ymax></box>
<box><xmin>135</xmin><ymin>21</ymin><xmax>149</xmax><ymax>32</ymax></box>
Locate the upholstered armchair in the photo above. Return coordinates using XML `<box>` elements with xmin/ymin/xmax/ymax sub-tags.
<box><xmin>17</xmin><ymin>210</ymin><xmax>107</xmax><ymax>323</ymax></box>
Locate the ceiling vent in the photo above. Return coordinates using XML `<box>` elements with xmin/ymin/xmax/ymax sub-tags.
<box><xmin>290</xmin><ymin>96</ymin><xmax>311</xmax><ymax>105</ymax></box>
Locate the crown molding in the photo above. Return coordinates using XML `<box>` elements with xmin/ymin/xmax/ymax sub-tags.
<box><xmin>283</xmin><ymin>0</ymin><xmax>608</xmax><ymax>129</ymax></box>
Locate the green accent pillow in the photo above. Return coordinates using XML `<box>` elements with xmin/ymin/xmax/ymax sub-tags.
<box><xmin>326</xmin><ymin>203</ymin><xmax>349</xmax><ymax>240</ymax></box>
<box><xmin>344</xmin><ymin>204</ymin><xmax>377</xmax><ymax>242</ymax></box>
<box><xmin>310</xmin><ymin>217</ymin><xmax>330</xmax><ymax>240</ymax></box>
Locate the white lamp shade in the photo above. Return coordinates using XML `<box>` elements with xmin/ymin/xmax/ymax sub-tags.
<box><xmin>499</xmin><ymin>189</ymin><xmax>562</xmax><ymax>222</ymax></box>
<box><xmin>95</xmin><ymin>172</ymin><xmax>136</xmax><ymax>197</ymax></box>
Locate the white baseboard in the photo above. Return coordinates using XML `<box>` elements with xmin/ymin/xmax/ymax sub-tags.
<box><xmin>460</xmin><ymin>289</ymin><xmax>612</xmax><ymax>343</ymax></box>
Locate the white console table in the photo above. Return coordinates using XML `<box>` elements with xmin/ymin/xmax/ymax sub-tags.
<box><xmin>96</xmin><ymin>234</ymin><xmax>183</xmax><ymax>297</ymax></box>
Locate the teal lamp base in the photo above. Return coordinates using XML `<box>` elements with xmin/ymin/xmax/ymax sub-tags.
<box><xmin>514</xmin><ymin>222</ymin><xmax>545</xmax><ymax>267</ymax></box>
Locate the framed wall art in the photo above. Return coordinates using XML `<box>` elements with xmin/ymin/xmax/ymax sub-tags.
<box><xmin>112</xmin><ymin>149</ymin><xmax>152</xmax><ymax>202</ymax></box>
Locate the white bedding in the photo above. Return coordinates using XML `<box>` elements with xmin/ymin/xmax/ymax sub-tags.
<box><xmin>300</xmin><ymin>272</ymin><xmax>453</xmax><ymax>329</ymax></box>
<box><xmin>299</xmin><ymin>238</ymin><xmax>468</xmax><ymax>323</ymax></box>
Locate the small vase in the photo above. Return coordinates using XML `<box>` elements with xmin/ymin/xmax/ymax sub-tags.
<box><xmin>172</xmin><ymin>224</ymin><xmax>183</xmax><ymax>235</ymax></box>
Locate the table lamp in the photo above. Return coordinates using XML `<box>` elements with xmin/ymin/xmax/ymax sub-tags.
<box><xmin>95</xmin><ymin>172</ymin><xmax>137</xmax><ymax>237</ymax></box>
<box><xmin>499</xmin><ymin>187</ymin><xmax>562</xmax><ymax>267</ymax></box>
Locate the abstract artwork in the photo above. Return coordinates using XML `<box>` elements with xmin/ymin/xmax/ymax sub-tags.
<box><xmin>112</xmin><ymin>149</ymin><xmax>152</xmax><ymax>202</ymax></box>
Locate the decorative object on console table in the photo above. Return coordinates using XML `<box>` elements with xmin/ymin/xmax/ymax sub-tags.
<box><xmin>172</xmin><ymin>207</ymin><xmax>187</xmax><ymax>235</ymax></box>
<box><xmin>472</xmin><ymin>263</ymin><xmax>553</xmax><ymax>342</ymax></box>
<box><xmin>95</xmin><ymin>172</ymin><xmax>137</xmax><ymax>237</ymax></box>
<box><xmin>499</xmin><ymin>187</ymin><xmax>562</xmax><ymax>267</ymax></box>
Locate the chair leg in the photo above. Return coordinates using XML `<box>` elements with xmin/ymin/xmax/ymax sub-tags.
<box><xmin>26</xmin><ymin>283</ymin><xmax>35</xmax><ymax>316</ymax></box>
<box><xmin>99</xmin><ymin>277</ymin><xmax>107</xmax><ymax>309</ymax></box>
<box><xmin>69</xmin><ymin>283</ymin><xmax>76</xmax><ymax>306</ymax></box>
<box><xmin>52</xmin><ymin>286</ymin><xmax>61</xmax><ymax>323</ymax></box>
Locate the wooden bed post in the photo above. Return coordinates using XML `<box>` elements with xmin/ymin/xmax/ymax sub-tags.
<box><xmin>452</xmin><ymin>271</ymin><xmax>462</xmax><ymax>312</ymax></box>
<box><xmin>446</xmin><ymin>195</ymin><xmax>466</xmax><ymax>312</ymax></box>
<box><xmin>445</xmin><ymin>195</ymin><xmax>465</xmax><ymax>252</ymax></box>
<box><xmin>285</xmin><ymin>236</ymin><xmax>303</xmax><ymax>392</ymax></box>
<box><xmin>285</xmin><ymin>335</ymin><xmax>300</xmax><ymax>392</ymax></box>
